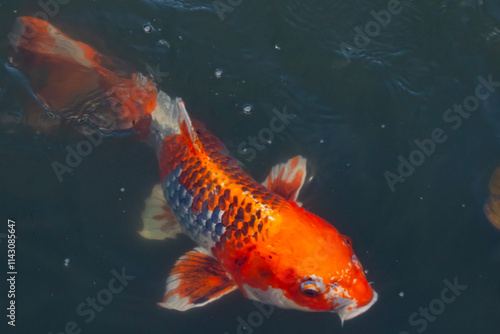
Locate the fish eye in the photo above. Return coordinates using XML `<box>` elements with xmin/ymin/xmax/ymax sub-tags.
<box><xmin>300</xmin><ymin>281</ymin><xmax>320</xmax><ymax>297</ymax></box>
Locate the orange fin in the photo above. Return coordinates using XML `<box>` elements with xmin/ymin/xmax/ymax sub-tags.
<box><xmin>176</xmin><ymin>99</ymin><xmax>202</xmax><ymax>153</ymax></box>
<box><xmin>10</xmin><ymin>17</ymin><xmax>112</xmax><ymax>111</ymax></box>
<box><xmin>158</xmin><ymin>247</ymin><xmax>237</xmax><ymax>311</ymax></box>
<box><xmin>138</xmin><ymin>184</ymin><xmax>182</xmax><ymax>240</ymax></box>
<box><xmin>262</xmin><ymin>155</ymin><xmax>307</xmax><ymax>205</ymax></box>
<box><xmin>9</xmin><ymin>16</ymin><xmax>157</xmax><ymax>130</ymax></box>
<box><xmin>484</xmin><ymin>167</ymin><xmax>500</xmax><ymax>230</ymax></box>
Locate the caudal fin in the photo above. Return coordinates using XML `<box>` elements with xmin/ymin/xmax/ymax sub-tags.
<box><xmin>9</xmin><ymin>16</ymin><xmax>157</xmax><ymax>132</ymax></box>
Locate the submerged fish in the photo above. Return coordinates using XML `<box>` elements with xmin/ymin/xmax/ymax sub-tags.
<box><xmin>10</xmin><ymin>16</ymin><xmax>377</xmax><ymax>322</ymax></box>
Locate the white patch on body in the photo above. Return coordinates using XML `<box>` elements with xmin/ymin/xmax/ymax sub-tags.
<box><xmin>242</xmin><ymin>285</ymin><xmax>312</xmax><ymax>312</ymax></box>
<box><xmin>324</xmin><ymin>284</ymin><xmax>352</xmax><ymax>300</ymax></box>
<box><xmin>337</xmin><ymin>290</ymin><xmax>378</xmax><ymax>320</ymax></box>
<box><xmin>149</xmin><ymin>91</ymin><xmax>177</xmax><ymax>151</ymax></box>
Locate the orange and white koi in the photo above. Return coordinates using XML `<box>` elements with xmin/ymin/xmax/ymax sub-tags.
<box><xmin>10</xmin><ymin>16</ymin><xmax>378</xmax><ymax>322</ymax></box>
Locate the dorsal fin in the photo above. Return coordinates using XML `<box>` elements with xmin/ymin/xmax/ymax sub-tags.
<box><xmin>150</xmin><ymin>94</ymin><xmax>202</xmax><ymax>153</ymax></box>
<box><xmin>176</xmin><ymin>99</ymin><xmax>202</xmax><ymax>152</ymax></box>
<box><xmin>262</xmin><ymin>155</ymin><xmax>307</xmax><ymax>205</ymax></box>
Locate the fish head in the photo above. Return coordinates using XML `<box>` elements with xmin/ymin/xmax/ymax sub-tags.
<box><xmin>238</xmin><ymin>206</ymin><xmax>377</xmax><ymax>322</ymax></box>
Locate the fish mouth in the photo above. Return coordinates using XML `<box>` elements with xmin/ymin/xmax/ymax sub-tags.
<box><xmin>336</xmin><ymin>289</ymin><xmax>378</xmax><ymax>323</ymax></box>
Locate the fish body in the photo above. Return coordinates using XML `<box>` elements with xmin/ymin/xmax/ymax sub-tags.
<box><xmin>10</xmin><ymin>16</ymin><xmax>377</xmax><ymax>321</ymax></box>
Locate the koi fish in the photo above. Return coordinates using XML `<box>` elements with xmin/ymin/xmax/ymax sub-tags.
<box><xmin>10</xmin><ymin>16</ymin><xmax>378</xmax><ymax>322</ymax></box>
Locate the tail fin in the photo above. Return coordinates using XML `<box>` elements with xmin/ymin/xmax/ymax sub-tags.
<box><xmin>9</xmin><ymin>16</ymin><xmax>157</xmax><ymax>132</ymax></box>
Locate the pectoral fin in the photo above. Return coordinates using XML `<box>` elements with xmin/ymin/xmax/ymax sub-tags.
<box><xmin>138</xmin><ymin>184</ymin><xmax>182</xmax><ymax>240</ymax></box>
<box><xmin>262</xmin><ymin>155</ymin><xmax>307</xmax><ymax>205</ymax></box>
<box><xmin>158</xmin><ymin>247</ymin><xmax>237</xmax><ymax>311</ymax></box>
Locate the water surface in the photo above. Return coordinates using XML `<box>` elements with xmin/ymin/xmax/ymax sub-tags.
<box><xmin>0</xmin><ymin>0</ymin><xmax>499</xmax><ymax>333</ymax></box>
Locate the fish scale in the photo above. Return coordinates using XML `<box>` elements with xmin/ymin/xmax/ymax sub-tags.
<box><xmin>159</xmin><ymin>127</ymin><xmax>274</xmax><ymax>255</ymax></box>
<box><xmin>162</xmin><ymin>161</ymin><xmax>233</xmax><ymax>250</ymax></box>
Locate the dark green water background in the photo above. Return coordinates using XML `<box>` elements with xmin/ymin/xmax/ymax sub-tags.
<box><xmin>0</xmin><ymin>0</ymin><xmax>499</xmax><ymax>333</ymax></box>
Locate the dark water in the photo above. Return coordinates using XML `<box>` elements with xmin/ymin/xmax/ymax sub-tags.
<box><xmin>1</xmin><ymin>0</ymin><xmax>500</xmax><ymax>333</ymax></box>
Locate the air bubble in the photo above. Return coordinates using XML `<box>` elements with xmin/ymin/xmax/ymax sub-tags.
<box><xmin>243</xmin><ymin>104</ymin><xmax>253</xmax><ymax>114</ymax></box>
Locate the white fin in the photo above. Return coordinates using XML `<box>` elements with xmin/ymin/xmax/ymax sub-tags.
<box><xmin>262</xmin><ymin>155</ymin><xmax>307</xmax><ymax>206</ymax></box>
<box><xmin>150</xmin><ymin>92</ymin><xmax>201</xmax><ymax>152</ymax></box>
<box><xmin>138</xmin><ymin>184</ymin><xmax>182</xmax><ymax>240</ymax></box>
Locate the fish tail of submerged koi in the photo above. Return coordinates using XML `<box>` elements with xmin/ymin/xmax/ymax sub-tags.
<box><xmin>8</xmin><ymin>16</ymin><xmax>158</xmax><ymax>136</ymax></box>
